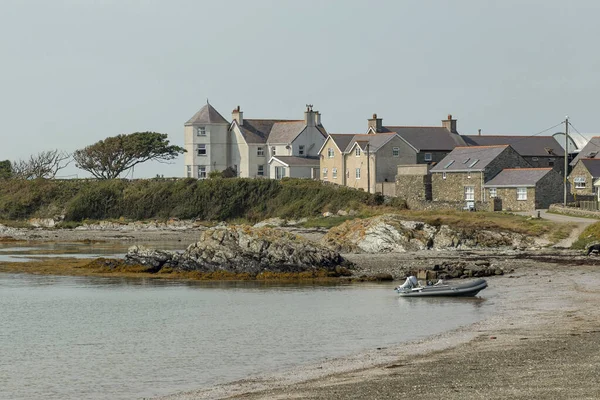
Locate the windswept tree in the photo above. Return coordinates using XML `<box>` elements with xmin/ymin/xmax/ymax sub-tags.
<box><xmin>12</xmin><ymin>150</ymin><xmax>72</xmax><ymax>179</ymax></box>
<box><xmin>73</xmin><ymin>132</ymin><xmax>185</xmax><ymax>179</ymax></box>
<box><xmin>0</xmin><ymin>160</ymin><xmax>12</xmax><ymax>179</ymax></box>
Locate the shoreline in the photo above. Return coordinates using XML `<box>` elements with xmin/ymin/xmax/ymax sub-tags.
<box><xmin>157</xmin><ymin>262</ymin><xmax>600</xmax><ymax>400</ymax></box>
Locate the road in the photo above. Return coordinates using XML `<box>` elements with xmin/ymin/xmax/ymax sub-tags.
<box><xmin>515</xmin><ymin>209</ymin><xmax>597</xmax><ymax>248</ymax></box>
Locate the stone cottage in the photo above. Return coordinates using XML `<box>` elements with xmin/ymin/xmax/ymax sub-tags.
<box><xmin>430</xmin><ymin>145</ymin><xmax>530</xmax><ymax>206</ymax></box>
<box><xmin>483</xmin><ymin>168</ymin><xmax>563</xmax><ymax>211</ymax></box>
<box><xmin>568</xmin><ymin>158</ymin><xmax>600</xmax><ymax>197</ymax></box>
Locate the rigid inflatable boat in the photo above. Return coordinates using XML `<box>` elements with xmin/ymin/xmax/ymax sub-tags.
<box><xmin>395</xmin><ymin>276</ymin><xmax>487</xmax><ymax>297</ymax></box>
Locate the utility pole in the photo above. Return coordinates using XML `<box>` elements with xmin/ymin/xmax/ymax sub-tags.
<box><xmin>563</xmin><ymin>116</ymin><xmax>569</xmax><ymax>206</ymax></box>
<box><xmin>366</xmin><ymin>143</ymin><xmax>371</xmax><ymax>194</ymax></box>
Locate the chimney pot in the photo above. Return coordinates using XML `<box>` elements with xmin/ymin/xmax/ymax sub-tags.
<box><xmin>448</xmin><ymin>114</ymin><xmax>452</xmax><ymax>120</ymax></box>
<box><xmin>373</xmin><ymin>113</ymin><xmax>377</xmax><ymax>119</ymax></box>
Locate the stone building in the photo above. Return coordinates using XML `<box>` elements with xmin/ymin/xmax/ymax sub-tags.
<box><xmin>395</xmin><ymin>164</ymin><xmax>432</xmax><ymax>207</ymax></box>
<box><xmin>568</xmin><ymin>158</ymin><xmax>600</xmax><ymax>197</ymax></box>
<box><xmin>184</xmin><ymin>103</ymin><xmax>327</xmax><ymax>179</ymax></box>
<box><xmin>463</xmin><ymin>134</ymin><xmax>565</xmax><ymax>174</ymax></box>
<box><xmin>483</xmin><ymin>168</ymin><xmax>563</xmax><ymax>211</ymax></box>
<box><xmin>430</xmin><ymin>145</ymin><xmax>530</xmax><ymax>206</ymax></box>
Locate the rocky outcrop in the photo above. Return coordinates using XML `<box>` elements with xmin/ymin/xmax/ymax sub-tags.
<box><xmin>125</xmin><ymin>225</ymin><xmax>349</xmax><ymax>275</ymax></box>
<box><xmin>323</xmin><ymin>215</ymin><xmax>534</xmax><ymax>253</ymax></box>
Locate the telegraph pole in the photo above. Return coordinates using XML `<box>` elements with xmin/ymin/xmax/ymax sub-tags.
<box><xmin>563</xmin><ymin>116</ymin><xmax>569</xmax><ymax>206</ymax></box>
<box><xmin>366</xmin><ymin>143</ymin><xmax>371</xmax><ymax>194</ymax></box>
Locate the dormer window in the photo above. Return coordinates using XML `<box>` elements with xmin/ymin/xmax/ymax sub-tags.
<box><xmin>197</xmin><ymin>127</ymin><xmax>206</xmax><ymax>136</ymax></box>
<box><xmin>544</xmin><ymin>147</ymin><xmax>554</xmax><ymax>155</ymax></box>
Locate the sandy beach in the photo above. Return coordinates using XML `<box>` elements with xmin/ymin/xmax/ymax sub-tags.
<box><xmin>158</xmin><ymin>259</ymin><xmax>600</xmax><ymax>400</ymax></box>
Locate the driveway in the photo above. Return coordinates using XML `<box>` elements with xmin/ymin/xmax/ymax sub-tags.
<box><xmin>515</xmin><ymin>209</ymin><xmax>597</xmax><ymax>248</ymax></box>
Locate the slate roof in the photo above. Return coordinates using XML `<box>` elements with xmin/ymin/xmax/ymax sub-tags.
<box><xmin>430</xmin><ymin>145</ymin><xmax>509</xmax><ymax>173</ymax></box>
<box><xmin>580</xmin><ymin>158</ymin><xmax>600</xmax><ymax>179</ymax></box>
<box><xmin>269</xmin><ymin>156</ymin><xmax>320</xmax><ymax>167</ymax></box>
<box><xmin>327</xmin><ymin>134</ymin><xmax>356</xmax><ymax>153</ymax></box>
<box><xmin>185</xmin><ymin>103</ymin><xmax>229</xmax><ymax>126</ymax></box>
<box><xmin>236</xmin><ymin>119</ymin><xmax>327</xmax><ymax>144</ymax></box>
<box><xmin>571</xmin><ymin>137</ymin><xmax>600</xmax><ymax>166</ymax></box>
<box><xmin>346</xmin><ymin>133</ymin><xmax>397</xmax><ymax>153</ymax></box>
<box><xmin>483</xmin><ymin>168</ymin><xmax>552</xmax><ymax>187</ymax></box>
<box><xmin>463</xmin><ymin>135</ymin><xmax>564</xmax><ymax>157</ymax></box>
<box><xmin>380</xmin><ymin>126</ymin><xmax>466</xmax><ymax>151</ymax></box>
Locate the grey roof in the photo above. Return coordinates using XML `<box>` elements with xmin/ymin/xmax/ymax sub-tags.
<box><xmin>236</xmin><ymin>119</ymin><xmax>326</xmax><ymax>144</ymax></box>
<box><xmin>463</xmin><ymin>135</ymin><xmax>564</xmax><ymax>157</ymax></box>
<box><xmin>267</xmin><ymin>121</ymin><xmax>307</xmax><ymax>144</ymax></box>
<box><xmin>269</xmin><ymin>156</ymin><xmax>320</xmax><ymax>167</ymax></box>
<box><xmin>430</xmin><ymin>145</ymin><xmax>509</xmax><ymax>173</ymax></box>
<box><xmin>381</xmin><ymin>126</ymin><xmax>466</xmax><ymax>151</ymax></box>
<box><xmin>484</xmin><ymin>168</ymin><xmax>552</xmax><ymax>187</ymax></box>
<box><xmin>328</xmin><ymin>134</ymin><xmax>356</xmax><ymax>153</ymax></box>
<box><xmin>185</xmin><ymin>103</ymin><xmax>229</xmax><ymax>126</ymax></box>
<box><xmin>580</xmin><ymin>158</ymin><xmax>600</xmax><ymax>179</ymax></box>
<box><xmin>571</xmin><ymin>137</ymin><xmax>600</xmax><ymax>166</ymax></box>
<box><xmin>346</xmin><ymin>133</ymin><xmax>397</xmax><ymax>153</ymax></box>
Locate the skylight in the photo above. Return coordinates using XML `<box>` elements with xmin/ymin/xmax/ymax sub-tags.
<box><xmin>462</xmin><ymin>158</ymin><xmax>470</xmax><ymax>164</ymax></box>
<box><xmin>444</xmin><ymin>160</ymin><xmax>455</xmax><ymax>169</ymax></box>
<box><xmin>469</xmin><ymin>159</ymin><xmax>479</xmax><ymax>168</ymax></box>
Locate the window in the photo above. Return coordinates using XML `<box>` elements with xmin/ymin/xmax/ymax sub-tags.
<box><xmin>393</xmin><ymin>147</ymin><xmax>400</xmax><ymax>157</ymax></box>
<box><xmin>197</xmin><ymin>127</ymin><xmax>206</xmax><ymax>136</ymax></box>
<box><xmin>489</xmin><ymin>187</ymin><xmax>497</xmax><ymax>198</ymax></box>
<box><xmin>355</xmin><ymin>147</ymin><xmax>361</xmax><ymax>156</ymax></box>
<box><xmin>186</xmin><ymin>165</ymin><xmax>192</xmax><ymax>178</ymax></box>
<box><xmin>198</xmin><ymin>166</ymin><xmax>206</xmax><ymax>179</ymax></box>
<box><xmin>424</xmin><ymin>153</ymin><xmax>432</xmax><ymax>161</ymax></box>
<box><xmin>355</xmin><ymin>168</ymin><xmax>361</xmax><ymax>179</ymax></box>
<box><xmin>275</xmin><ymin>166</ymin><xmax>286</xmax><ymax>180</ymax></box>
<box><xmin>257</xmin><ymin>147</ymin><xmax>264</xmax><ymax>157</ymax></box>
<box><xmin>257</xmin><ymin>165</ymin><xmax>264</xmax><ymax>176</ymax></box>
<box><xmin>464</xmin><ymin>186</ymin><xmax>475</xmax><ymax>201</ymax></box>
<box><xmin>517</xmin><ymin>187</ymin><xmax>527</xmax><ymax>200</ymax></box>
<box><xmin>322</xmin><ymin>167</ymin><xmax>328</xmax><ymax>179</ymax></box>
<box><xmin>197</xmin><ymin>144</ymin><xmax>207</xmax><ymax>156</ymax></box>
<box><xmin>549</xmin><ymin>157</ymin><xmax>555</xmax><ymax>167</ymax></box>
<box><xmin>469</xmin><ymin>159</ymin><xmax>479</xmax><ymax>168</ymax></box>
<box><xmin>327</xmin><ymin>148</ymin><xmax>335</xmax><ymax>158</ymax></box>
<box><xmin>442</xmin><ymin>172</ymin><xmax>447</xmax><ymax>180</ymax></box>
<box><xmin>332</xmin><ymin>168</ymin><xmax>338</xmax><ymax>179</ymax></box>
<box><xmin>462</xmin><ymin>158</ymin><xmax>471</xmax><ymax>164</ymax></box>
<box><xmin>299</xmin><ymin>145</ymin><xmax>305</xmax><ymax>156</ymax></box>
<box><xmin>271</xmin><ymin>146</ymin><xmax>276</xmax><ymax>156</ymax></box>
<box><xmin>444</xmin><ymin>160</ymin><xmax>455</xmax><ymax>169</ymax></box>
<box><xmin>574</xmin><ymin>176</ymin><xmax>586</xmax><ymax>189</ymax></box>
<box><xmin>532</xmin><ymin>157</ymin><xmax>539</xmax><ymax>162</ymax></box>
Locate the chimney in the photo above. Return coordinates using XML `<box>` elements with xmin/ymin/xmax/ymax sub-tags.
<box><xmin>232</xmin><ymin>105</ymin><xmax>243</xmax><ymax>125</ymax></box>
<box><xmin>368</xmin><ymin>113</ymin><xmax>383</xmax><ymax>133</ymax></box>
<box><xmin>478</xmin><ymin>129</ymin><xmax>482</xmax><ymax>136</ymax></box>
<box><xmin>304</xmin><ymin>104</ymin><xmax>316</xmax><ymax>127</ymax></box>
<box><xmin>314</xmin><ymin>111</ymin><xmax>321</xmax><ymax>126</ymax></box>
<box><xmin>442</xmin><ymin>114</ymin><xmax>457</xmax><ymax>133</ymax></box>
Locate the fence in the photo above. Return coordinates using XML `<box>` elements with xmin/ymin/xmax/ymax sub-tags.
<box><xmin>578</xmin><ymin>200</ymin><xmax>599</xmax><ymax>211</ymax></box>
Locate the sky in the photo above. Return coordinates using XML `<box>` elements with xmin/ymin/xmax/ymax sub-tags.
<box><xmin>1</xmin><ymin>0</ymin><xmax>599</xmax><ymax>178</ymax></box>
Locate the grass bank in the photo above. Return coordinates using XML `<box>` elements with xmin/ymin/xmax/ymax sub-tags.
<box><xmin>572</xmin><ymin>222</ymin><xmax>600</xmax><ymax>249</ymax></box>
<box><xmin>0</xmin><ymin>178</ymin><xmax>398</xmax><ymax>223</ymax></box>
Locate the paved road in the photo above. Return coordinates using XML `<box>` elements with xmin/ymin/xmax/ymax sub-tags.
<box><xmin>515</xmin><ymin>209</ymin><xmax>597</xmax><ymax>248</ymax></box>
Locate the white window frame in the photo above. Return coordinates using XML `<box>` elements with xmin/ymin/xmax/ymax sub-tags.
<box><xmin>322</xmin><ymin>167</ymin><xmax>328</xmax><ymax>179</ymax></box>
<box><xmin>424</xmin><ymin>153</ymin><xmax>432</xmax><ymax>162</ymax></box>
<box><xmin>186</xmin><ymin>165</ymin><xmax>192</xmax><ymax>178</ymax></box>
<box><xmin>197</xmin><ymin>127</ymin><xmax>206</xmax><ymax>136</ymax></box>
<box><xmin>517</xmin><ymin>187</ymin><xmax>527</xmax><ymax>200</ymax></box>
<box><xmin>198</xmin><ymin>166</ymin><xmax>206</xmax><ymax>179</ymax></box>
<box><xmin>489</xmin><ymin>187</ymin><xmax>497</xmax><ymax>198</ymax></box>
<box><xmin>574</xmin><ymin>176</ymin><xmax>586</xmax><ymax>189</ymax></box>
<box><xmin>275</xmin><ymin>166</ymin><xmax>286</xmax><ymax>180</ymax></box>
<box><xmin>299</xmin><ymin>145</ymin><xmax>305</xmax><ymax>156</ymax></box>
<box><xmin>355</xmin><ymin>168</ymin><xmax>361</xmax><ymax>179</ymax></box>
<box><xmin>257</xmin><ymin>165</ymin><xmax>264</xmax><ymax>176</ymax></box>
<box><xmin>392</xmin><ymin>147</ymin><xmax>400</xmax><ymax>157</ymax></box>
<box><xmin>464</xmin><ymin>186</ymin><xmax>475</xmax><ymax>201</ymax></box>
<box><xmin>332</xmin><ymin>168</ymin><xmax>337</xmax><ymax>179</ymax></box>
<box><xmin>442</xmin><ymin>172</ymin><xmax>447</xmax><ymax>180</ymax></box>
<box><xmin>327</xmin><ymin>148</ymin><xmax>334</xmax><ymax>158</ymax></box>
<box><xmin>531</xmin><ymin>157</ymin><xmax>539</xmax><ymax>162</ymax></box>
<box><xmin>355</xmin><ymin>147</ymin><xmax>361</xmax><ymax>157</ymax></box>
<box><xmin>271</xmin><ymin>146</ymin><xmax>276</xmax><ymax>156</ymax></box>
<box><xmin>197</xmin><ymin>144</ymin><xmax>207</xmax><ymax>156</ymax></box>
<box><xmin>257</xmin><ymin>147</ymin><xmax>264</xmax><ymax>157</ymax></box>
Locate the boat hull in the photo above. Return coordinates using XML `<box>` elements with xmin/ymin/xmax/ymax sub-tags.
<box><xmin>397</xmin><ymin>278</ymin><xmax>488</xmax><ymax>297</ymax></box>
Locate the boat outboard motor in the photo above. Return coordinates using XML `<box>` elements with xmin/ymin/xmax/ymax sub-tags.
<box><xmin>397</xmin><ymin>276</ymin><xmax>418</xmax><ymax>290</ymax></box>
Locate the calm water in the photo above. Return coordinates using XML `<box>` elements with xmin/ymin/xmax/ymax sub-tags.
<box><xmin>0</xmin><ymin>244</ymin><xmax>494</xmax><ymax>400</ymax></box>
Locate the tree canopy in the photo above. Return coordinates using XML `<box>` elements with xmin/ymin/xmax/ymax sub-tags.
<box><xmin>73</xmin><ymin>132</ymin><xmax>185</xmax><ymax>179</ymax></box>
<box><xmin>0</xmin><ymin>160</ymin><xmax>12</xmax><ymax>179</ymax></box>
<box><xmin>11</xmin><ymin>150</ymin><xmax>71</xmax><ymax>179</ymax></box>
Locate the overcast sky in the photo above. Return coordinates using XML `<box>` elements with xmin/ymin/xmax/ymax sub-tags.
<box><xmin>1</xmin><ymin>0</ymin><xmax>598</xmax><ymax>178</ymax></box>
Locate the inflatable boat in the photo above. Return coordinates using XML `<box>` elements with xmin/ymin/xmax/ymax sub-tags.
<box><xmin>395</xmin><ymin>276</ymin><xmax>487</xmax><ymax>297</ymax></box>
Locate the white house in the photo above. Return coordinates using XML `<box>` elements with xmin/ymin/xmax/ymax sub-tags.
<box><xmin>184</xmin><ymin>102</ymin><xmax>327</xmax><ymax>179</ymax></box>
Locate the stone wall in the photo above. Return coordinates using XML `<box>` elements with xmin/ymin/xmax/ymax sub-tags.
<box><xmin>491</xmin><ymin>187</ymin><xmax>536</xmax><ymax>211</ymax></box>
<box><xmin>568</xmin><ymin>161</ymin><xmax>594</xmax><ymax>196</ymax></box>
<box><xmin>407</xmin><ymin>200</ymin><xmax>489</xmax><ymax>212</ymax></box>
<box><xmin>525</xmin><ymin>155</ymin><xmax>564</xmax><ymax>174</ymax></box>
<box><xmin>431</xmin><ymin>171</ymin><xmax>485</xmax><ymax>202</ymax></box>
<box><xmin>535</xmin><ymin>170</ymin><xmax>564</xmax><ymax>208</ymax></box>
<box><xmin>395</xmin><ymin>164</ymin><xmax>431</xmax><ymax>207</ymax></box>
<box><xmin>548</xmin><ymin>204</ymin><xmax>600</xmax><ymax>219</ymax></box>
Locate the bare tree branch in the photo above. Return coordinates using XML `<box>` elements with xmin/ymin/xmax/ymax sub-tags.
<box><xmin>12</xmin><ymin>150</ymin><xmax>72</xmax><ymax>179</ymax></box>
